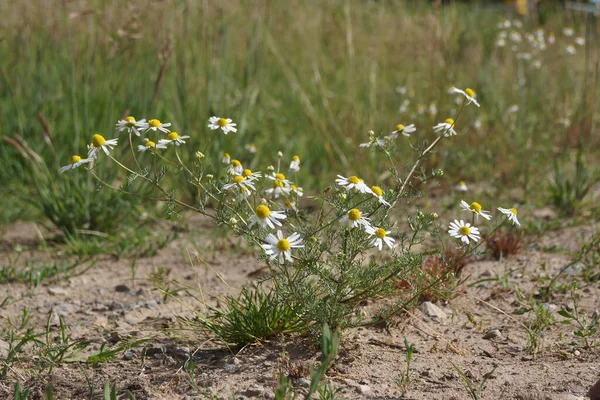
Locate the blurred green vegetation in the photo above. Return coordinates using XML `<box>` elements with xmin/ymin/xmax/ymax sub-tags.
<box><xmin>0</xmin><ymin>0</ymin><xmax>598</xmax><ymax>231</ymax></box>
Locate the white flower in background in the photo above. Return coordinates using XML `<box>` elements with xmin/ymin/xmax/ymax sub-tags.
<box><xmin>460</xmin><ymin>200</ymin><xmax>492</xmax><ymax>221</ymax></box>
<box><xmin>449</xmin><ymin>87</ymin><xmax>480</xmax><ymax>107</ymax></box>
<box><xmin>87</xmin><ymin>134</ymin><xmax>118</xmax><ymax>159</ymax></box>
<box><xmin>563</xmin><ymin>27</ymin><xmax>574</xmax><ymax>37</ymax></box>
<box><xmin>566</xmin><ymin>45</ymin><xmax>576</xmax><ymax>55</ymax></box>
<box><xmin>507</xmin><ymin>105</ymin><xmax>519</xmax><ymax>114</ymax></box>
<box><xmin>290</xmin><ymin>185</ymin><xmax>303</xmax><ymax>197</ymax></box>
<box><xmin>248</xmin><ymin>204</ymin><xmax>287</xmax><ymax>230</ymax></box>
<box><xmin>222</xmin><ymin>153</ymin><xmax>231</xmax><ymax>164</ymax></box>
<box><xmin>335</xmin><ymin>175</ymin><xmax>373</xmax><ymax>194</ymax></box>
<box><xmin>455</xmin><ymin>180</ymin><xmax>468</xmax><ymax>192</ymax></box>
<box><xmin>516</xmin><ymin>52</ymin><xmax>532</xmax><ymax>60</ymax></box>
<box><xmin>223</xmin><ymin>175</ymin><xmax>256</xmax><ymax>192</ymax></box>
<box><xmin>575</xmin><ymin>37</ymin><xmax>585</xmax><ymax>46</ymax></box>
<box><xmin>387</xmin><ymin>123</ymin><xmax>416</xmax><ymax>139</ymax></box>
<box><xmin>115</xmin><ymin>116</ymin><xmax>147</xmax><ymax>136</ymax></box>
<box><xmin>474</xmin><ymin>119</ymin><xmax>482</xmax><ymax>130</ymax></box>
<box><xmin>429</xmin><ymin>102</ymin><xmax>438</xmax><ymax>116</ymax></box>
<box><xmin>244</xmin><ymin>143</ymin><xmax>257</xmax><ymax>153</ymax></box>
<box><xmin>399</xmin><ymin>99</ymin><xmax>410</xmax><ymax>113</ymax></box>
<box><xmin>261</xmin><ymin>230</ymin><xmax>304</xmax><ymax>264</ymax></box>
<box><xmin>60</xmin><ymin>155</ymin><xmax>91</xmax><ymax>173</ymax></box>
<box><xmin>495</xmin><ymin>38</ymin><xmax>506</xmax><ymax>47</ymax></box>
<box><xmin>547</xmin><ymin>33</ymin><xmax>556</xmax><ymax>44</ymax></box>
<box><xmin>289</xmin><ymin>155</ymin><xmax>301</xmax><ymax>172</ymax></box>
<box><xmin>229</xmin><ymin>159</ymin><xmax>243</xmax><ymax>175</ymax></box>
<box><xmin>512</xmin><ymin>20</ymin><xmax>523</xmax><ymax>28</ymax></box>
<box><xmin>448</xmin><ymin>219</ymin><xmax>480</xmax><ymax>244</ymax></box>
<box><xmin>395</xmin><ymin>86</ymin><xmax>407</xmax><ymax>95</ymax></box>
<box><xmin>498</xmin><ymin>207</ymin><xmax>521</xmax><ymax>227</ymax></box>
<box><xmin>370</xmin><ymin>186</ymin><xmax>390</xmax><ymax>206</ymax></box>
<box><xmin>433</xmin><ymin>118</ymin><xmax>457</xmax><ymax>137</ymax></box>
<box><xmin>137</xmin><ymin>139</ymin><xmax>167</xmax><ymax>153</ymax></box>
<box><xmin>208</xmin><ymin>116</ymin><xmax>237</xmax><ymax>134</ymax></box>
<box><xmin>366</xmin><ymin>226</ymin><xmax>396</xmax><ymax>250</ymax></box>
<box><xmin>145</xmin><ymin>119</ymin><xmax>171</xmax><ymax>134</ymax></box>
<box><xmin>533</xmin><ymin>60</ymin><xmax>542</xmax><ymax>69</ymax></box>
<box><xmin>509</xmin><ymin>31</ymin><xmax>522</xmax><ymax>43</ymax></box>
<box><xmin>339</xmin><ymin>208</ymin><xmax>371</xmax><ymax>229</ymax></box>
<box><xmin>158</xmin><ymin>131</ymin><xmax>190</xmax><ymax>146</ymax></box>
<box><xmin>359</xmin><ymin>135</ymin><xmax>386</xmax><ymax>148</ymax></box>
<box><xmin>497</xmin><ymin>19</ymin><xmax>511</xmax><ymax>29</ymax></box>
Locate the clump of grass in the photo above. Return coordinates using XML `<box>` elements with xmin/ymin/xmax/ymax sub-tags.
<box><xmin>485</xmin><ymin>229</ymin><xmax>522</xmax><ymax>259</ymax></box>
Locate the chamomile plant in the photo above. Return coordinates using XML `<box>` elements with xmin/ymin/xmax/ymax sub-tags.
<box><xmin>61</xmin><ymin>87</ymin><xmax>521</xmax><ymax>343</ymax></box>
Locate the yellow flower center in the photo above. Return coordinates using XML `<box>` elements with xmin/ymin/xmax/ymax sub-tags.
<box><xmin>395</xmin><ymin>124</ymin><xmax>404</xmax><ymax>131</ymax></box>
<box><xmin>371</xmin><ymin>186</ymin><xmax>383</xmax><ymax>197</ymax></box>
<box><xmin>459</xmin><ymin>181</ymin><xmax>466</xmax><ymax>186</ymax></box>
<box><xmin>223</xmin><ymin>153</ymin><xmax>230</xmax><ymax>159</ymax></box>
<box><xmin>375</xmin><ymin>228</ymin><xmax>387</xmax><ymax>239</ymax></box>
<box><xmin>70</xmin><ymin>155</ymin><xmax>81</xmax><ymax>164</ymax></box>
<box><xmin>292</xmin><ymin>155</ymin><xmax>300</xmax><ymax>162</ymax></box>
<box><xmin>465</xmin><ymin>88</ymin><xmax>475</xmax><ymax>98</ymax></box>
<box><xmin>284</xmin><ymin>200</ymin><xmax>294</xmax><ymax>208</ymax></box>
<box><xmin>125</xmin><ymin>116</ymin><xmax>136</xmax><ymax>126</ymax></box>
<box><xmin>255</xmin><ymin>205</ymin><xmax>270</xmax><ymax>219</ymax></box>
<box><xmin>470</xmin><ymin>202</ymin><xmax>482</xmax><ymax>213</ymax></box>
<box><xmin>92</xmin><ymin>134</ymin><xmax>105</xmax><ymax>148</ymax></box>
<box><xmin>231</xmin><ymin>159</ymin><xmax>242</xmax><ymax>168</ymax></box>
<box><xmin>348</xmin><ymin>176</ymin><xmax>360</xmax><ymax>185</ymax></box>
<box><xmin>148</xmin><ymin>119</ymin><xmax>160</xmax><ymax>128</ymax></box>
<box><xmin>232</xmin><ymin>175</ymin><xmax>245</xmax><ymax>184</ymax></box>
<box><xmin>445</xmin><ymin>118</ymin><xmax>455</xmax><ymax>125</ymax></box>
<box><xmin>145</xmin><ymin>141</ymin><xmax>156</xmax><ymax>148</ymax></box>
<box><xmin>242</xmin><ymin>169</ymin><xmax>252</xmax><ymax>177</ymax></box>
<box><xmin>510</xmin><ymin>208</ymin><xmax>517</xmax><ymax>216</ymax></box>
<box><xmin>348</xmin><ymin>208</ymin><xmax>361</xmax><ymax>221</ymax></box>
<box><xmin>275</xmin><ymin>173</ymin><xmax>286</xmax><ymax>181</ymax></box>
<box><xmin>276</xmin><ymin>238</ymin><xmax>290</xmax><ymax>252</ymax></box>
<box><xmin>217</xmin><ymin>118</ymin><xmax>228</xmax><ymax>127</ymax></box>
<box><xmin>290</xmin><ymin>185</ymin><xmax>297</xmax><ymax>191</ymax></box>
<box><xmin>273</xmin><ymin>180</ymin><xmax>284</xmax><ymax>188</ymax></box>
<box><xmin>459</xmin><ymin>226</ymin><xmax>471</xmax><ymax>236</ymax></box>
<box><xmin>167</xmin><ymin>132</ymin><xmax>179</xmax><ymax>140</ymax></box>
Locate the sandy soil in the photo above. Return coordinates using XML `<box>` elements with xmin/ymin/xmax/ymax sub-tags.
<box><xmin>0</xmin><ymin>216</ymin><xmax>599</xmax><ymax>399</ymax></box>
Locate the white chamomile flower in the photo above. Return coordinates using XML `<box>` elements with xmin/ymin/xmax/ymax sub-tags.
<box><xmin>359</xmin><ymin>131</ymin><xmax>386</xmax><ymax>148</ymax></box>
<box><xmin>138</xmin><ymin>139</ymin><xmax>167</xmax><ymax>153</ymax></box>
<box><xmin>289</xmin><ymin>155</ymin><xmax>301</xmax><ymax>172</ymax></box>
<box><xmin>229</xmin><ymin>159</ymin><xmax>243</xmax><ymax>175</ymax></box>
<box><xmin>248</xmin><ymin>204</ymin><xmax>287</xmax><ymax>230</ymax></box>
<box><xmin>115</xmin><ymin>116</ymin><xmax>147</xmax><ymax>136</ymax></box>
<box><xmin>222</xmin><ymin>153</ymin><xmax>231</xmax><ymax>164</ymax></box>
<box><xmin>563</xmin><ymin>27</ymin><xmax>574</xmax><ymax>37</ymax></box>
<box><xmin>290</xmin><ymin>185</ymin><xmax>303</xmax><ymax>197</ymax></box>
<box><xmin>455</xmin><ymin>180</ymin><xmax>468</xmax><ymax>192</ymax></box>
<box><xmin>158</xmin><ymin>131</ymin><xmax>190</xmax><ymax>146</ymax></box>
<box><xmin>208</xmin><ymin>116</ymin><xmax>237</xmax><ymax>134</ymax></box>
<box><xmin>245</xmin><ymin>143</ymin><xmax>257</xmax><ymax>153</ymax></box>
<box><xmin>498</xmin><ymin>207</ymin><xmax>521</xmax><ymax>227</ymax></box>
<box><xmin>575</xmin><ymin>37</ymin><xmax>585</xmax><ymax>46</ymax></box>
<box><xmin>433</xmin><ymin>118</ymin><xmax>457</xmax><ymax>137</ymax></box>
<box><xmin>265</xmin><ymin>179</ymin><xmax>291</xmax><ymax>199</ymax></box>
<box><xmin>223</xmin><ymin>175</ymin><xmax>256</xmax><ymax>192</ymax></box>
<box><xmin>449</xmin><ymin>87</ymin><xmax>480</xmax><ymax>107</ymax></box>
<box><xmin>387</xmin><ymin>123</ymin><xmax>416</xmax><ymax>140</ymax></box>
<box><xmin>448</xmin><ymin>219</ymin><xmax>480</xmax><ymax>245</ymax></box>
<box><xmin>283</xmin><ymin>199</ymin><xmax>296</xmax><ymax>210</ymax></box>
<box><xmin>547</xmin><ymin>33</ymin><xmax>556</xmax><ymax>44</ymax></box>
<box><xmin>241</xmin><ymin>168</ymin><xmax>261</xmax><ymax>181</ymax></box>
<box><xmin>87</xmin><ymin>134</ymin><xmax>118</xmax><ymax>159</ymax></box>
<box><xmin>460</xmin><ymin>200</ymin><xmax>492</xmax><ymax>221</ymax></box>
<box><xmin>335</xmin><ymin>175</ymin><xmax>373</xmax><ymax>194</ymax></box>
<box><xmin>261</xmin><ymin>230</ymin><xmax>304</xmax><ymax>264</ymax></box>
<box><xmin>566</xmin><ymin>45</ymin><xmax>576</xmax><ymax>55</ymax></box>
<box><xmin>145</xmin><ymin>119</ymin><xmax>171</xmax><ymax>134</ymax></box>
<box><xmin>339</xmin><ymin>208</ymin><xmax>371</xmax><ymax>229</ymax></box>
<box><xmin>60</xmin><ymin>155</ymin><xmax>91</xmax><ymax>173</ymax></box>
<box><xmin>366</xmin><ymin>226</ymin><xmax>396</xmax><ymax>250</ymax></box>
<box><xmin>370</xmin><ymin>186</ymin><xmax>390</xmax><ymax>206</ymax></box>
<box><xmin>268</xmin><ymin>172</ymin><xmax>291</xmax><ymax>186</ymax></box>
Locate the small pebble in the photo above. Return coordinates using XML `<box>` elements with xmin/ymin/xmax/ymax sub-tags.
<box><xmin>483</xmin><ymin>329</ymin><xmax>502</xmax><ymax>340</ymax></box>
<box><xmin>115</xmin><ymin>284</ymin><xmax>130</xmax><ymax>293</ymax></box>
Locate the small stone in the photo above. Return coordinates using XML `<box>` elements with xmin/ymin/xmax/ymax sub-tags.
<box><xmin>589</xmin><ymin>377</ymin><xmax>600</xmax><ymax>400</ymax></box>
<box><xmin>144</xmin><ymin>299</ymin><xmax>158</xmax><ymax>309</ymax></box>
<box><xmin>233</xmin><ymin>357</ymin><xmax>242</xmax><ymax>365</ymax></box>
<box><xmin>483</xmin><ymin>329</ymin><xmax>502</xmax><ymax>340</ymax></box>
<box><xmin>123</xmin><ymin>351</ymin><xmax>135</xmax><ymax>360</ymax></box>
<box><xmin>420</xmin><ymin>302</ymin><xmax>446</xmax><ymax>319</ymax></box>
<box><xmin>573</xmin><ymin>350</ymin><xmax>581</xmax><ymax>357</ymax></box>
<box><xmin>54</xmin><ymin>303</ymin><xmax>75</xmax><ymax>316</ymax></box>
<box><xmin>115</xmin><ymin>284</ymin><xmax>130</xmax><ymax>293</ymax></box>
<box><xmin>47</xmin><ymin>287</ymin><xmax>68</xmax><ymax>295</ymax></box>
<box><xmin>358</xmin><ymin>385</ymin><xmax>371</xmax><ymax>395</ymax></box>
<box><xmin>542</xmin><ymin>303</ymin><xmax>559</xmax><ymax>312</ymax></box>
<box><xmin>298</xmin><ymin>378</ymin><xmax>311</xmax><ymax>388</ymax></box>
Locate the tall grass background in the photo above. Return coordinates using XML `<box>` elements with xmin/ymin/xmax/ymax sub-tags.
<box><xmin>0</xmin><ymin>0</ymin><xmax>598</xmax><ymax>229</ymax></box>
